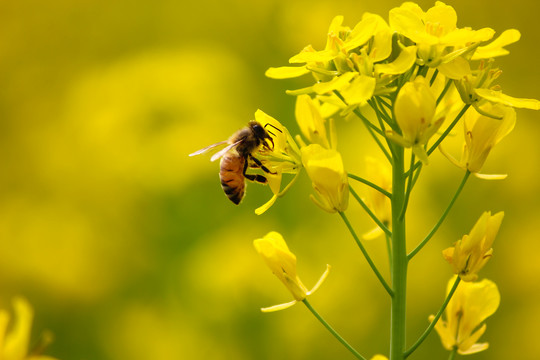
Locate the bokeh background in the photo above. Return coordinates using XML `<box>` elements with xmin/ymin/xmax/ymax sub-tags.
<box><xmin>0</xmin><ymin>0</ymin><xmax>538</xmax><ymax>359</ymax></box>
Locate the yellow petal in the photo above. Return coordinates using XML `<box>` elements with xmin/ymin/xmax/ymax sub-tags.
<box><xmin>313</xmin><ymin>72</ymin><xmax>356</xmax><ymax>94</ymax></box>
<box><xmin>475</xmin><ymin>88</ymin><xmax>540</xmax><ymax>110</ymax></box>
<box><xmin>261</xmin><ymin>299</ymin><xmax>298</xmax><ymax>313</ymax></box>
<box><xmin>295</xmin><ymin>95</ymin><xmax>330</xmax><ymax>148</ymax></box>
<box><xmin>425</xmin><ymin>1</ymin><xmax>457</xmax><ymax>35</ymax></box>
<box><xmin>289</xmin><ymin>49</ymin><xmax>335</xmax><ymax>64</ymax></box>
<box><xmin>344</xmin><ymin>13</ymin><xmax>386</xmax><ymax>52</ymax></box>
<box><xmin>265</xmin><ymin>66</ymin><xmax>310</xmax><ymax>79</ymax></box>
<box><xmin>437</xmin><ymin>56</ymin><xmax>471</xmax><ymax>80</ymax></box>
<box><xmin>472</xmin><ymin>29</ymin><xmax>521</xmax><ymax>60</ymax></box>
<box><xmin>474</xmin><ymin>172</ymin><xmax>507</xmax><ymax>180</ymax></box>
<box><xmin>3</xmin><ymin>297</ymin><xmax>33</xmax><ymax>360</ymax></box>
<box><xmin>340</xmin><ymin>75</ymin><xmax>376</xmax><ymax>105</ymax></box>
<box><xmin>374</xmin><ymin>46</ymin><xmax>417</xmax><ymax>75</ymax></box>
<box><xmin>255</xmin><ymin>194</ymin><xmax>277</xmax><ymax>215</ymax></box>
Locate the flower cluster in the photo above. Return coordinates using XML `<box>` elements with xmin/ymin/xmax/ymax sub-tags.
<box><xmin>191</xmin><ymin>1</ymin><xmax>540</xmax><ymax>359</ymax></box>
<box><xmin>244</xmin><ymin>1</ymin><xmax>539</xmax><ymax>358</ymax></box>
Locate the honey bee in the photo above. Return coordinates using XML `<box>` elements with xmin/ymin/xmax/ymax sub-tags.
<box><xmin>189</xmin><ymin>121</ymin><xmax>277</xmax><ymax>204</ymax></box>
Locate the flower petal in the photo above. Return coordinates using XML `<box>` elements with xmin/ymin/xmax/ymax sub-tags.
<box><xmin>374</xmin><ymin>46</ymin><xmax>417</xmax><ymax>75</ymax></box>
<box><xmin>472</xmin><ymin>29</ymin><xmax>521</xmax><ymax>60</ymax></box>
<box><xmin>265</xmin><ymin>66</ymin><xmax>310</xmax><ymax>79</ymax></box>
<box><xmin>475</xmin><ymin>88</ymin><xmax>540</xmax><ymax>110</ymax></box>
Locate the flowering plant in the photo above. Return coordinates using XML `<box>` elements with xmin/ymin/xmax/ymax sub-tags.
<box><xmin>194</xmin><ymin>2</ymin><xmax>539</xmax><ymax>359</ymax></box>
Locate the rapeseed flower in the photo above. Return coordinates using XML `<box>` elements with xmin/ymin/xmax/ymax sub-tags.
<box><xmin>254</xmin><ymin>231</ymin><xmax>330</xmax><ymax>312</ymax></box>
<box><xmin>443</xmin><ymin>211</ymin><xmax>503</xmax><ymax>281</ymax></box>
<box><xmin>301</xmin><ymin>144</ymin><xmax>349</xmax><ymax>213</ymax></box>
<box><xmin>440</xmin><ymin>104</ymin><xmax>515</xmax><ymax>179</ymax></box>
<box><xmin>431</xmin><ymin>277</ymin><xmax>500</xmax><ymax>355</ymax></box>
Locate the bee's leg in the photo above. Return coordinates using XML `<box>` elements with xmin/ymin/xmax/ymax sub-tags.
<box><xmin>244</xmin><ymin>173</ymin><xmax>268</xmax><ymax>184</ymax></box>
<box><xmin>243</xmin><ymin>158</ymin><xmax>268</xmax><ymax>184</ymax></box>
<box><xmin>249</xmin><ymin>155</ymin><xmax>276</xmax><ymax>175</ymax></box>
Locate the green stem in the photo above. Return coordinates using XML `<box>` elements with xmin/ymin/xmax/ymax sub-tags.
<box><xmin>390</xmin><ymin>145</ymin><xmax>407</xmax><ymax>360</ymax></box>
<box><xmin>448</xmin><ymin>347</ymin><xmax>458</xmax><ymax>360</ymax></box>
<box><xmin>427</xmin><ymin>104</ymin><xmax>470</xmax><ymax>156</ymax></box>
<box><xmin>385</xmin><ymin>232</ymin><xmax>393</xmax><ymax>274</ymax></box>
<box><xmin>333</xmin><ymin>91</ymin><xmax>393</xmax><ymax>163</ymax></box>
<box><xmin>408</xmin><ymin>171</ymin><xmax>470</xmax><ymax>260</ymax></box>
<box><xmin>404</xmin><ymin>277</ymin><xmax>461</xmax><ymax>358</ymax></box>
<box><xmin>302</xmin><ymin>299</ymin><xmax>367</xmax><ymax>360</ymax></box>
<box><xmin>339</xmin><ymin>211</ymin><xmax>394</xmax><ymax>297</ymax></box>
<box><xmin>348</xmin><ymin>173</ymin><xmax>392</xmax><ymax>199</ymax></box>
<box><xmin>348</xmin><ymin>185</ymin><xmax>392</xmax><ymax>237</ymax></box>
<box><xmin>436</xmin><ymin>79</ymin><xmax>453</xmax><ymax>105</ymax></box>
<box><xmin>429</xmin><ymin>69</ymin><xmax>439</xmax><ymax>86</ymax></box>
<box><xmin>399</xmin><ymin>153</ymin><xmax>416</xmax><ymax>221</ymax></box>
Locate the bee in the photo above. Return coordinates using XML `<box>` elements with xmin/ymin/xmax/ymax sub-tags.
<box><xmin>189</xmin><ymin>121</ymin><xmax>277</xmax><ymax>205</ymax></box>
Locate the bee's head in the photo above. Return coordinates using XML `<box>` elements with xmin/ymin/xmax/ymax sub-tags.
<box><xmin>249</xmin><ymin>121</ymin><xmax>274</xmax><ymax>149</ymax></box>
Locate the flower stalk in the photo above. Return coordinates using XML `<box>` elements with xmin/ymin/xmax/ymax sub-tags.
<box><xmin>389</xmin><ymin>144</ymin><xmax>408</xmax><ymax>360</ymax></box>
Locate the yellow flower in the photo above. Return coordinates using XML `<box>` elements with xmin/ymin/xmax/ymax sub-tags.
<box><xmin>389</xmin><ymin>76</ymin><xmax>444</xmax><ymax>163</ymax></box>
<box><xmin>443</xmin><ymin>211</ymin><xmax>503</xmax><ymax>282</ymax></box>
<box><xmin>295</xmin><ymin>95</ymin><xmax>331</xmax><ymax>148</ymax></box>
<box><xmin>431</xmin><ymin>277</ymin><xmax>500</xmax><ymax>355</ymax></box>
<box><xmin>370</xmin><ymin>356</ymin><xmax>388</xmax><ymax>360</ymax></box>
<box><xmin>0</xmin><ymin>297</ymin><xmax>57</xmax><ymax>360</ymax></box>
<box><xmin>390</xmin><ymin>2</ymin><xmax>494</xmax><ymax>73</ymax></box>
<box><xmin>363</xmin><ymin>157</ymin><xmax>391</xmax><ymax>240</ymax></box>
<box><xmin>266</xmin><ymin>13</ymin><xmax>392</xmax><ymax>82</ymax></box>
<box><xmin>301</xmin><ymin>144</ymin><xmax>349</xmax><ymax>213</ymax></box>
<box><xmin>455</xmin><ymin>60</ymin><xmax>540</xmax><ymax>112</ymax></box>
<box><xmin>253</xmin><ymin>231</ymin><xmax>330</xmax><ymax>312</ymax></box>
<box><xmin>251</xmin><ymin>110</ymin><xmax>302</xmax><ymax>215</ymax></box>
<box><xmin>440</xmin><ymin>104</ymin><xmax>515</xmax><ymax>179</ymax></box>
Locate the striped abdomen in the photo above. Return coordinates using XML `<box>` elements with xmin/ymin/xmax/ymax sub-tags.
<box><xmin>220</xmin><ymin>153</ymin><xmax>246</xmax><ymax>205</ymax></box>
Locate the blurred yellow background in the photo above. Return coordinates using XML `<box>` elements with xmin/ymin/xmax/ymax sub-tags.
<box><xmin>0</xmin><ymin>0</ymin><xmax>538</xmax><ymax>359</ymax></box>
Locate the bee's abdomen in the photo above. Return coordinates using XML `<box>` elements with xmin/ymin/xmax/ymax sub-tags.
<box><xmin>220</xmin><ymin>154</ymin><xmax>245</xmax><ymax>205</ymax></box>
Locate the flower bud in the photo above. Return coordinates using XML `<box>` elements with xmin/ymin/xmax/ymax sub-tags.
<box><xmin>253</xmin><ymin>232</ymin><xmax>308</xmax><ymax>301</ymax></box>
<box><xmin>443</xmin><ymin>211</ymin><xmax>503</xmax><ymax>281</ymax></box>
<box><xmin>301</xmin><ymin>144</ymin><xmax>349</xmax><ymax>213</ymax></box>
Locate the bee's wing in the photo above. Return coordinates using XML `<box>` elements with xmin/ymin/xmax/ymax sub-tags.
<box><xmin>210</xmin><ymin>140</ymin><xmax>242</xmax><ymax>162</ymax></box>
<box><xmin>189</xmin><ymin>141</ymin><xmax>229</xmax><ymax>157</ymax></box>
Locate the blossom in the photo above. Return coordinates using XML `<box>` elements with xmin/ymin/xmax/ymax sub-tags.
<box><xmin>266</xmin><ymin>13</ymin><xmax>392</xmax><ymax>82</ymax></box>
<box><xmin>455</xmin><ymin>60</ymin><xmax>540</xmax><ymax>112</ymax></box>
<box><xmin>295</xmin><ymin>95</ymin><xmax>331</xmax><ymax>148</ymax></box>
<box><xmin>431</xmin><ymin>277</ymin><xmax>500</xmax><ymax>355</ymax></box>
<box><xmin>388</xmin><ymin>76</ymin><xmax>444</xmax><ymax>163</ymax></box>
<box><xmin>389</xmin><ymin>1</ymin><xmax>494</xmax><ymax>77</ymax></box>
<box><xmin>253</xmin><ymin>231</ymin><xmax>330</xmax><ymax>312</ymax></box>
<box><xmin>251</xmin><ymin>110</ymin><xmax>302</xmax><ymax>215</ymax></box>
<box><xmin>440</xmin><ymin>104</ymin><xmax>515</xmax><ymax>179</ymax></box>
<box><xmin>0</xmin><ymin>297</ymin><xmax>57</xmax><ymax>360</ymax></box>
<box><xmin>301</xmin><ymin>144</ymin><xmax>349</xmax><ymax>213</ymax></box>
<box><xmin>443</xmin><ymin>211</ymin><xmax>503</xmax><ymax>281</ymax></box>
